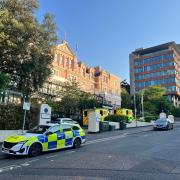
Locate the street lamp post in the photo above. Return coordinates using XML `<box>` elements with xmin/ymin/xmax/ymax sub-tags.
<box><xmin>22</xmin><ymin>96</ymin><xmax>26</xmax><ymax>133</ymax></box>
<box><xmin>141</xmin><ymin>90</ymin><xmax>144</xmax><ymax>121</ymax></box>
<box><xmin>133</xmin><ymin>82</ymin><xmax>137</xmax><ymax>127</ymax></box>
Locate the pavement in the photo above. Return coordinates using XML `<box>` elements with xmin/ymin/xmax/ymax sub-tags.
<box><xmin>1</xmin><ymin>123</ymin><xmax>180</xmax><ymax>179</ymax></box>
<box><xmin>126</xmin><ymin>120</ymin><xmax>153</xmax><ymax>128</ymax></box>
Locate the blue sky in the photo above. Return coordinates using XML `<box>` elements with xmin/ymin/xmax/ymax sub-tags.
<box><xmin>37</xmin><ymin>0</ymin><xmax>180</xmax><ymax>82</ymax></box>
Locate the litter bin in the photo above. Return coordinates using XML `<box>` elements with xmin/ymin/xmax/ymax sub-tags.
<box><xmin>99</xmin><ymin>121</ymin><xmax>109</xmax><ymax>132</ymax></box>
<box><xmin>109</xmin><ymin>125</ymin><xmax>115</xmax><ymax>131</ymax></box>
<box><xmin>120</xmin><ymin>120</ymin><xmax>126</xmax><ymax>130</ymax></box>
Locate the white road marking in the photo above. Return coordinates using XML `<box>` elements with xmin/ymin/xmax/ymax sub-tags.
<box><xmin>66</xmin><ymin>151</ymin><xmax>75</xmax><ymax>154</ymax></box>
<box><xmin>0</xmin><ymin>165</ymin><xmax>22</xmax><ymax>173</ymax></box>
<box><xmin>21</xmin><ymin>163</ymin><xmax>30</xmax><ymax>166</ymax></box>
<box><xmin>46</xmin><ymin>155</ymin><xmax>57</xmax><ymax>159</ymax></box>
<box><xmin>24</xmin><ymin>159</ymin><xmax>39</xmax><ymax>163</ymax></box>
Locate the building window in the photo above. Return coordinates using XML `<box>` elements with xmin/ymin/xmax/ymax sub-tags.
<box><xmin>81</xmin><ymin>68</ymin><xmax>85</xmax><ymax>76</ymax></box>
<box><xmin>52</xmin><ymin>69</ymin><xmax>59</xmax><ymax>76</ymax></box>
<box><xmin>69</xmin><ymin>60</ymin><xmax>72</xmax><ymax>68</ymax></box>
<box><xmin>66</xmin><ymin>58</ymin><xmax>69</xmax><ymax>67</ymax></box>
<box><xmin>64</xmin><ymin>58</ymin><xmax>67</xmax><ymax>66</ymax></box>
<box><xmin>68</xmin><ymin>75</ymin><xmax>76</xmax><ymax>81</ymax></box>
<box><xmin>135</xmin><ymin>69</ymin><xmax>176</xmax><ymax>80</ymax></box>
<box><xmin>114</xmin><ymin>81</ymin><xmax>118</xmax><ymax>88</ymax></box>
<box><xmin>91</xmin><ymin>72</ymin><xmax>94</xmax><ymax>79</ymax></box>
<box><xmin>61</xmin><ymin>56</ymin><xmax>64</xmax><ymax>65</ymax></box>
<box><xmin>54</xmin><ymin>54</ymin><xmax>58</xmax><ymax>61</ymax></box>
<box><xmin>59</xmin><ymin>55</ymin><xmax>62</xmax><ymax>65</ymax></box>
<box><xmin>135</xmin><ymin>53</ymin><xmax>174</xmax><ymax>68</ymax></box>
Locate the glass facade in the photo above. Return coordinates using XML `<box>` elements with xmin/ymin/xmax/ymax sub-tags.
<box><xmin>131</xmin><ymin>43</ymin><xmax>180</xmax><ymax>106</ymax></box>
<box><xmin>135</xmin><ymin>60</ymin><xmax>174</xmax><ymax>73</ymax></box>
<box><xmin>165</xmin><ymin>86</ymin><xmax>176</xmax><ymax>92</ymax></box>
<box><xmin>136</xmin><ymin>77</ymin><xmax>176</xmax><ymax>88</ymax></box>
<box><xmin>135</xmin><ymin>69</ymin><xmax>176</xmax><ymax>80</ymax></box>
<box><xmin>134</xmin><ymin>53</ymin><xmax>173</xmax><ymax>66</ymax></box>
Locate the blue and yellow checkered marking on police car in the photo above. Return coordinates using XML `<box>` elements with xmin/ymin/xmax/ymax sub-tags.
<box><xmin>2</xmin><ymin>126</ymin><xmax>86</xmax><ymax>155</ymax></box>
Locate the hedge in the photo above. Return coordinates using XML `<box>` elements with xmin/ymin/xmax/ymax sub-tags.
<box><xmin>104</xmin><ymin>115</ymin><xmax>128</xmax><ymax>123</ymax></box>
<box><xmin>0</xmin><ymin>104</ymin><xmax>39</xmax><ymax>130</ymax></box>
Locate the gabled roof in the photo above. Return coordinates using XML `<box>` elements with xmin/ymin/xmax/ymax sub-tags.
<box><xmin>56</xmin><ymin>40</ymin><xmax>75</xmax><ymax>56</ymax></box>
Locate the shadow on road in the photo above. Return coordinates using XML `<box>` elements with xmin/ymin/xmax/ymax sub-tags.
<box><xmin>0</xmin><ymin>146</ymin><xmax>77</xmax><ymax>160</ymax></box>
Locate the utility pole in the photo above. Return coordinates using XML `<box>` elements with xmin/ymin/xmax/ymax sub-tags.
<box><xmin>133</xmin><ymin>82</ymin><xmax>137</xmax><ymax>127</ymax></box>
<box><xmin>141</xmin><ymin>90</ymin><xmax>144</xmax><ymax>121</ymax></box>
<box><xmin>22</xmin><ymin>96</ymin><xmax>30</xmax><ymax>134</ymax></box>
<box><xmin>75</xmin><ymin>43</ymin><xmax>78</xmax><ymax>58</ymax></box>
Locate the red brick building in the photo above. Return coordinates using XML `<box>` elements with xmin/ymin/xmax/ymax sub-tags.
<box><xmin>42</xmin><ymin>41</ymin><xmax>121</xmax><ymax>107</ymax></box>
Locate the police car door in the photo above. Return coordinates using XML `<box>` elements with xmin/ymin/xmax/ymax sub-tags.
<box><xmin>46</xmin><ymin>125</ymin><xmax>60</xmax><ymax>150</ymax></box>
<box><xmin>62</xmin><ymin>124</ymin><xmax>73</xmax><ymax>147</ymax></box>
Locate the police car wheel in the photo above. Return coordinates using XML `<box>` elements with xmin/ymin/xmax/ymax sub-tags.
<box><xmin>29</xmin><ymin>143</ymin><xmax>42</xmax><ymax>157</ymax></box>
<box><xmin>73</xmin><ymin>138</ymin><xmax>81</xmax><ymax>149</ymax></box>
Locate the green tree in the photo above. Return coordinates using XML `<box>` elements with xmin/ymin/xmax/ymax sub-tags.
<box><xmin>171</xmin><ymin>107</ymin><xmax>180</xmax><ymax>117</ymax></box>
<box><xmin>0</xmin><ymin>0</ymin><xmax>58</xmax><ymax>97</ymax></box>
<box><xmin>121</xmin><ymin>79</ymin><xmax>130</xmax><ymax>94</ymax></box>
<box><xmin>121</xmin><ymin>88</ymin><xmax>131</xmax><ymax>109</ymax></box>
<box><xmin>50</xmin><ymin>80</ymin><xmax>99</xmax><ymax>119</ymax></box>
<box><xmin>155</xmin><ymin>96</ymin><xmax>171</xmax><ymax>114</ymax></box>
<box><xmin>143</xmin><ymin>101</ymin><xmax>157</xmax><ymax>115</ymax></box>
<box><xmin>0</xmin><ymin>72</ymin><xmax>9</xmax><ymax>91</ymax></box>
<box><xmin>136</xmin><ymin>86</ymin><xmax>172</xmax><ymax>121</ymax></box>
<box><xmin>78</xmin><ymin>92</ymin><xmax>100</xmax><ymax>113</ymax></box>
<box><xmin>143</xmin><ymin>86</ymin><xmax>166</xmax><ymax>101</ymax></box>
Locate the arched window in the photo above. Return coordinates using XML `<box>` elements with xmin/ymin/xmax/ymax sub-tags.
<box><xmin>61</xmin><ymin>55</ymin><xmax>64</xmax><ymax>66</ymax></box>
<box><xmin>69</xmin><ymin>60</ymin><xmax>72</xmax><ymax>68</ymax></box>
<box><xmin>54</xmin><ymin>53</ymin><xmax>58</xmax><ymax>61</ymax></box>
<box><xmin>59</xmin><ymin>55</ymin><xmax>62</xmax><ymax>65</ymax></box>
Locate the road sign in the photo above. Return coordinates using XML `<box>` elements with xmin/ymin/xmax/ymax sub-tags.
<box><xmin>22</xmin><ymin>102</ymin><xmax>30</xmax><ymax>134</ymax></box>
<box><xmin>23</xmin><ymin>102</ymin><xmax>30</xmax><ymax>111</ymax></box>
<box><xmin>39</xmin><ymin>104</ymin><xmax>51</xmax><ymax>125</ymax></box>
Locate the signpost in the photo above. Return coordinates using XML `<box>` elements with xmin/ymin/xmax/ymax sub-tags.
<box><xmin>22</xmin><ymin>102</ymin><xmax>30</xmax><ymax>133</ymax></box>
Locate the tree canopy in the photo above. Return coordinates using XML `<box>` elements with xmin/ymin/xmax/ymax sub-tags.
<box><xmin>121</xmin><ymin>79</ymin><xmax>130</xmax><ymax>94</ymax></box>
<box><xmin>121</xmin><ymin>88</ymin><xmax>131</xmax><ymax>109</ymax></box>
<box><xmin>136</xmin><ymin>86</ymin><xmax>171</xmax><ymax>120</ymax></box>
<box><xmin>46</xmin><ymin>80</ymin><xmax>100</xmax><ymax>120</ymax></box>
<box><xmin>0</xmin><ymin>72</ymin><xmax>9</xmax><ymax>92</ymax></box>
<box><xmin>0</xmin><ymin>0</ymin><xmax>58</xmax><ymax>96</ymax></box>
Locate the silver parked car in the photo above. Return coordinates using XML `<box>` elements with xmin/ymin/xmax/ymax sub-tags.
<box><xmin>153</xmin><ymin>118</ymin><xmax>173</xmax><ymax>130</ymax></box>
<box><xmin>55</xmin><ymin>118</ymin><xmax>79</xmax><ymax>124</ymax></box>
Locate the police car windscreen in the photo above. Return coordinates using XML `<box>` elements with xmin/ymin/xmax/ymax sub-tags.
<box><xmin>27</xmin><ymin>125</ymin><xmax>50</xmax><ymax>134</ymax></box>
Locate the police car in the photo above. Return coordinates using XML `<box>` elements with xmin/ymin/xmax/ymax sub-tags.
<box><xmin>2</xmin><ymin>123</ymin><xmax>86</xmax><ymax>156</ymax></box>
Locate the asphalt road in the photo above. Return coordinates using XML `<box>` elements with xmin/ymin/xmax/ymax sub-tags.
<box><xmin>1</xmin><ymin>124</ymin><xmax>180</xmax><ymax>180</ymax></box>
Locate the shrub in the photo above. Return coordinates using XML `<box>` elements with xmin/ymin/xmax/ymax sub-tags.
<box><xmin>0</xmin><ymin>104</ymin><xmax>39</xmax><ymax>130</ymax></box>
<box><xmin>104</xmin><ymin>115</ymin><xmax>128</xmax><ymax>123</ymax></box>
<box><xmin>171</xmin><ymin>107</ymin><xmax>180</xmax><ymax>117</ymax></box>
<box><xmin>144</xmin><ymin>112</ymin><xmax>158</xmax><ymax>122</ymax></box>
